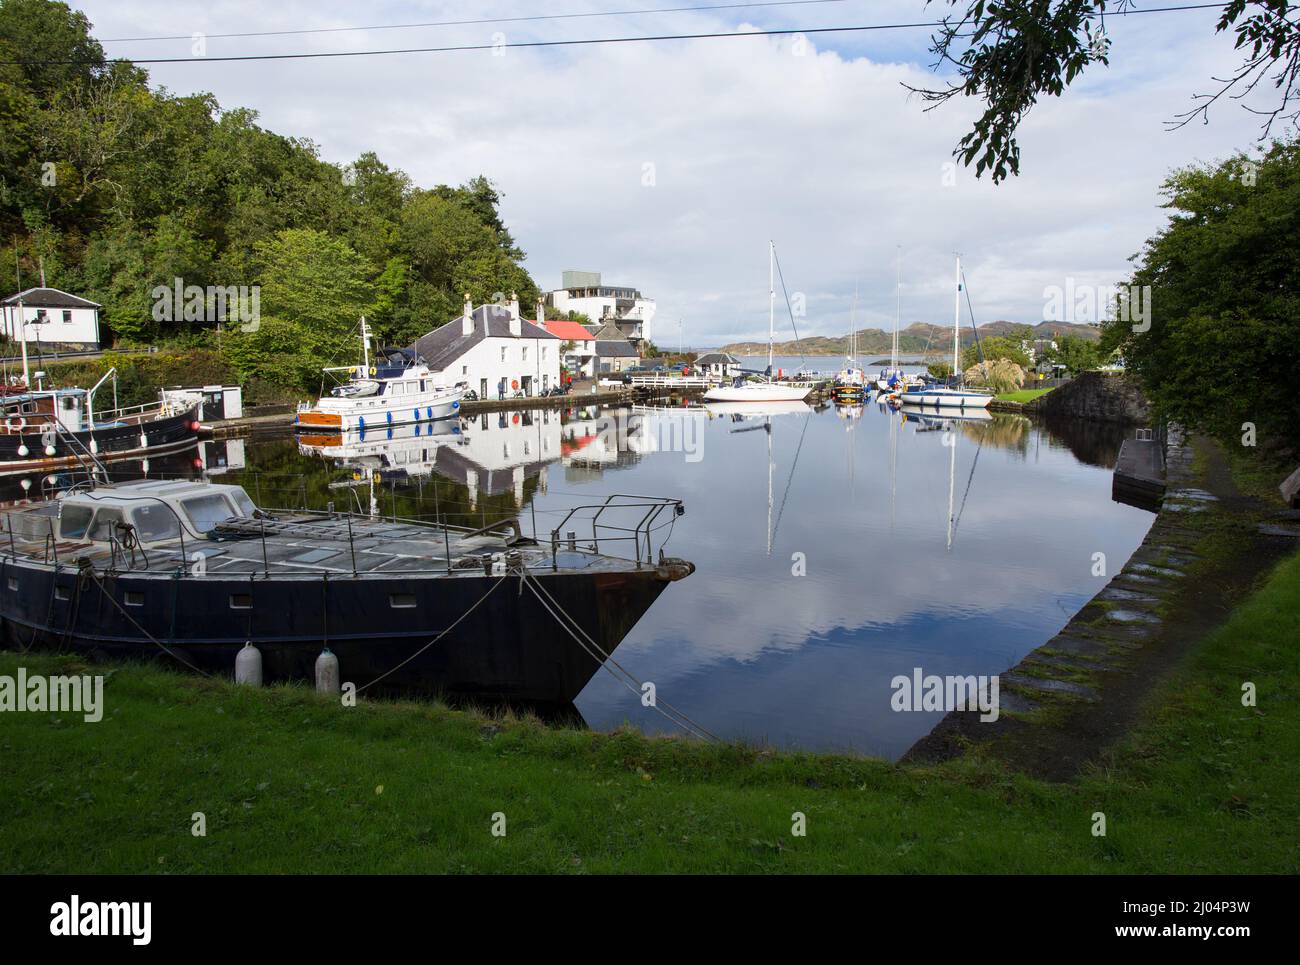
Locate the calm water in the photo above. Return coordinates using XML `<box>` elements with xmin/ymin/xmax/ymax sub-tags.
<box><xmin>7</xmin><ymin>400</ymin><xmax>1153</xmax><ymax>758</ymax></box>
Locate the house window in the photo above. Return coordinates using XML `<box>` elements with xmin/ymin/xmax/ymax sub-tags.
<box><xmin>522</xmin><ymin>346</ymin><xmax>528</xmax><ymax>363</ymax></box>
<box><xmin>62</xmin><ymin>310</ymin><xmax>72</xmax><ymax>323</ymax></box>
<box><xmin>501</xmin><ymin>346</ymin><xmax>507</xmax><ymax>362</ymax></box>
<box><xmin>462</xmin><ymin>365</ymin><xmax>468</xmax><ymax>376</ymax></box>
<box><xmin>34</xmin><ymin>309</ymin><xmax>47</xmax><ymax>323</ymax></box>
<box><xmin>542</xmin><ymin>346</ymin><xmax>547</xmax><ymax>360</ymax></box>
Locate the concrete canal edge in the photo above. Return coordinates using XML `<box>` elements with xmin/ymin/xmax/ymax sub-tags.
<box><xmin>903</xmin><ymin>428</ymin><xmax>1299</xmax><ymax>780</ymax></box>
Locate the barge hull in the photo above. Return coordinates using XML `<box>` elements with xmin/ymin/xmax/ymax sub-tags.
<box><xmin>0</xmin><ymin>563</ymin><xmax>669</xmax><ymax>706</ymax></box>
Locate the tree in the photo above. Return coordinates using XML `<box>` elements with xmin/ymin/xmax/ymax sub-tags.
<box><xmin>1047</xmin><ymin>333</ymin><xmax>1103</xmax><ymax>375</ymax></box>
<box><xmin>254</xmin><ymin>228</ymin><xmax>371</xmax><ymax>346</ymax></box>
<box><xmin>961</xmin><ymin>335</ymin><xmax>1030</xmax><ymax>369</ymax></box>
<box><xmin>1102</xmin><ymin>139</ymin><xmax>1300</xmax><ymax>447</ymax></box>
<box><xmin>910</xmin><ymin>1</ymin><xmax>1300</xmax><ymax>182</ymax></box>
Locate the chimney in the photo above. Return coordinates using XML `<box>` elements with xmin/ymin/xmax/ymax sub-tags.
<box><xmin>461</xmin><ymin>293</ymin><xmax>473</xmax><ymax>336</ymax></box>
<box><xmin>508</xmin><ymin>291</ymin><xmax>521</xmax><ymax>337</ymax></box>
<box><xmin>535</xmin><ymin>297</ymin><xmax>545</xmax><ymax>330</ymax></box>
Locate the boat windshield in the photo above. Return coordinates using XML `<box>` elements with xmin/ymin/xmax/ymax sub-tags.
<box><xmin>181</xmin><ymin>493</ymin><xmax>235</xmax><ymax>533</ymax></box>
<box><xmin>227</xmin><ymin>487</ymin><xmax>256</xmax><ymax>517</ymax></box>
<box><xmin>59</xmin><ymin>504</ymin><xmax>93</xmax><ymax>539</ymax></box>
<box><xmin>130</xmin><ymin>503</ymin><xmax>181</xmax><ymax>542</ymax></box>
<box><xmin>87</xmin><ymin>508</ymin><xmax>123</xmax><ymax>541</ymax></box>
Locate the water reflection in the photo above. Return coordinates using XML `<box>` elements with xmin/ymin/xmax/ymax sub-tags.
<box><xmin>1</xmin><ymin>401</ymin><xmax>1148</xmax><ymax>758</ymax></box>
<box><xmin>264</xmin><ymin>402</ymin><xmax>1150</xmax><ymax>759</ymax></box>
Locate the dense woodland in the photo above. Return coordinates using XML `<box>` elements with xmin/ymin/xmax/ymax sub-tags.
<box><xmin>0</xmin><ymin>0</ymin><xmax>541</xmax><ymax>390</ymax></box>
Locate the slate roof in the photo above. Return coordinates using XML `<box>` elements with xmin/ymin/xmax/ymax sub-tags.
<box><xmin>596</xmin><ymin>340</ymin><xmax>639</xmax><ymax>358</ymax></box>
<box><xmin>695</xmin><ymin>352</ymin><xmax>739</xmax><ymax>365</ymax></box>
<box><xmin>408</xmin><ymin>304</ymin><xmax>557</xmax><ymax>372</ymax></box>
<box><xmin>2</xmin><ymin>287</ymin><xmax>100</xmax><ymax>309</ymax></box>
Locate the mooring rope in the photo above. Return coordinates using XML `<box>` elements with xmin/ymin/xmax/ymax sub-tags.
<box><xmin>354</xmin><ymin>570</ymin><xmax>509</xmax><ymax>695</ymax></box>
<box><xmin>86</xmin><ymin>570</ymin><xmax>213</xmax><ymax>677</ymax></box>
<box><xmin>521</xmin><ymin>572</ymin><xmax>720</xmax><ymax>743</ymax></box>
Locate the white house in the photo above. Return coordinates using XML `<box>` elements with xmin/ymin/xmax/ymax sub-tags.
<box><xmin>544</xmin><ymin>318</ymin><xmax>597</xmax><ymax>380</ymax></box>
<box><xmin>547</xmin><ymin>270</ymin><xmax>656</xmax><ymax>347</ymax></box>
<box><xmin>1</xmin><ymin>287</ymin><xmax>101</xmax><ymax>350</ymax></box>
<box><xmin>410</xmin><ymin>295</ymin><xmax>561</xmax><ymax>400</ymax></box>
<box><xmin>592</xmin><ymin>322</ymin><xmax>640</xmax><ymax>374</ymax></box>
<box><xmin>694</xmin><ymin>352</ymin><xmax>742</xmax><ymax>379</ymax></box>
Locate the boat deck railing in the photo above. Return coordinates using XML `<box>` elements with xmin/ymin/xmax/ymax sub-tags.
<box><xmin>0</xmin><ymin>490</ymin><xmax>687</xmax><ymax>577</ymax></box>
<box><xmin>548</xmin><ymin>494</ymin><xmax>685</xmax><ymax>567</ymax></box>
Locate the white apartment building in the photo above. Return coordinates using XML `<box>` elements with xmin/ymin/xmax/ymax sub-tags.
<box><xmin>547</xmin><ymin>270</ymin><xmax>656</xmax><ymax>347</ymax></box>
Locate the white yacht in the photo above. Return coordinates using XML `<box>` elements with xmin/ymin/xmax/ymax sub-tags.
<box><xmin>704</xmin><ymin>242</ymin><xmax>812</xmax><ymax>404</ymax></box>
<box><xmin>899</xmin><ymin>256</ymin><xmax>993</xmax><ymax>410</ymax></box>
<box><xmin>296</xmin><ymin>318</ymin><xmax>465</xmax><ymax>432</ymax></box>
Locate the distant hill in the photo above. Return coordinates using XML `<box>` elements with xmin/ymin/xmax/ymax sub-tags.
<box><xmin>716</xmin><ymin>320</ymin><xmax>1101</xmax><ymax>356</ymax></box>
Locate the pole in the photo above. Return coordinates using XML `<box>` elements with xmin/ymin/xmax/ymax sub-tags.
<box><xmin>952</xmin><ymin>254</ymin><xmax>962</xmax><ymax>380</ymax></box>
<box><xmin>767</xmin><ymin>240</ymin><xmax>775</xmax><ymax>376</ymax></box>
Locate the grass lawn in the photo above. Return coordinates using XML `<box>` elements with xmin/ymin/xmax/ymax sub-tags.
<box><xmin>996</xmin><ymin>387</ymin><xmax>1056</xmax><ymax>403</ymax></box>
<box><xmin>2</xmin><ymin>547</ymin><xmax>1297</xmax><ymax>874</ymax></box>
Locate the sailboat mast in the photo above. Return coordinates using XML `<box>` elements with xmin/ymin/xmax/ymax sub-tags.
<box><xmin>952</xmin><ymin>255</ymin><xmax>962</xmax><ymax>379</ymax></box>
<box><xmin>892</xmin><ymin>246</ymin><xmax>901</xmax><ymax>370</ymax></box>
<box><xmin>360</xmin><ymin>316</ymin><xmax>370</xmax><ymax>372</ymax></box>
<box><xmin>759</xmin><ymin>241</ymin><xmax>769</xmax><ymax>377</ymax></box>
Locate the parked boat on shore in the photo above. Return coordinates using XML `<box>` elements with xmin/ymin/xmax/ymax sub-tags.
<box><xmin>0</xmin><ymin>478</ymin><xmax>693</xmax><ymax>705</ymax></box>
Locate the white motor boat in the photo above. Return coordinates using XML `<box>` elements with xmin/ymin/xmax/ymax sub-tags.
<box><xmin>297</xmin><ymin>318</ymin><xmax>465</xmax><ymax>432</ymax></box>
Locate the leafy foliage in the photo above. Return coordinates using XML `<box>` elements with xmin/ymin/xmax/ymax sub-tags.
<box><xmin>1101</xmin><ymin>139</ymin><xmax>1300</xmax><ymax>448</ymax></box>
<box><xmin>0</xmin><ymin>1</ymin><xmax>540</xmax><ymax>389</ymax></box>
<box><xmin>961</xmin><ymin>334</ymin><xmax>1030</xmax><ymax>369</ymax></box>
<box><xmin>912</xmin><ymin>1</ymin><xmax>1300</xmax><ymax>182</ymax></box>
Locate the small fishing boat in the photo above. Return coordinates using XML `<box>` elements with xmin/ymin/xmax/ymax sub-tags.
<box><xmin>899</xmin><ymin>255</ymin><xmax>993</xmax><ymax>410</ymax></box>
<box><xmin>0</xmin><ymin>478</ymin><xmax>693</xmax><ymax>705</ymax></box>
<box><xmin>704</xmin><ymin>242</ymin><xmax>812</xmax><ymax>404</ymax></box>
<box><xmin>296</xmin><ymin>317</ymin><xmax>465</xmax><ymax>432</ymax></box>
<box><xmin>0</xmin><ymin>367</ymin><xmax>198</xmax><ymax>478</ymax></box>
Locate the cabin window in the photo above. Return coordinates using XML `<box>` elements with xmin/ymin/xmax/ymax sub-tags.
<box><xmin>21</xmin><ymin>402</ymin><xmax>36</xmax><ymax>414</ymax></box>
<box><xmin>124</xmin><ymin>591</ymin><xmax>144</xmax><ymax>607</ymax></box>
<box><xmin>180</xmin><ymin>493</ymin><xmax>234</xmax><ymax>533</ymax></box>
<box><xmin>7</xmin><ymin>576</ymin><xmax>17</xmax><ymax>591</ymax></box>
<box><xmin>228</xmin><ymin>487</ymin><xmax>256</xmax><ymax>517</ymax></box>
<box><xmin>389</xmin><ymin>593</ymin><xmax>417</xmax><ymax>609</ymax></box>
<box><xmin>229</xmin><ymin>594</ymin><xmax>252</xmax><ymax>609</ymax></box>
<box><xmin>54</xmin><ymin>585</ymin><xmax>71</xmax><ymax>601</ymax></box>
<box><xmin>130</xmin><ymin>504</ymin><xmax>181</xmax><ymax>542</ymax></box>
<box><xmin>391</xmin><ymin>382</ymin><xmax>404</xmax><ymax>396</ymax></box>
<box><xmin>87</xmin><ymin>508</ymin><xmax>124</xmax><ymax>541</ymax></box>
<box><xmin>62</xmin><ymin>397</ymin><xmax>78</xmax><ymax>411</ymax></box>
<box><xmin>59</xmin><ymin>505</ymin><xmax>93</xmax><ymax>539</ymax></box>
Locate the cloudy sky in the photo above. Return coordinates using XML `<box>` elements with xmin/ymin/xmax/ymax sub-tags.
<box><xmin>78</xmin><ymin>1</ymin><xmax>1278</xmax><ymax>346</ymax></box>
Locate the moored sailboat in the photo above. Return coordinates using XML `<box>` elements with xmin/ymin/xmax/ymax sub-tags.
<box><xmin>899</xmin><ymin>255</ymin><xmax>992</xmax><ymax>410</ymax></box>
<box><xmin>704</xmin><ymin>242</ymin><xmax>812</xmax><ymax>404</ymax></box>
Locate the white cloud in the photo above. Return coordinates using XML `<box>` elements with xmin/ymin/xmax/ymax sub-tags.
<box><xmin>82</xmin><ymin>1</ymin><xmax>1272</xmax><ymax>345</ymax></box>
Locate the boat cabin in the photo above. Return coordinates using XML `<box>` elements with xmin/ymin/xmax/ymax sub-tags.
<box><xmin>49</xmin><ymin>480</ymin><xmax>257</xmax><ymax>547</ymax></box>
<box><xmin>1</xmin><ymin>388</ymin><xmax>93</xmax><ymax>434</ymax></box>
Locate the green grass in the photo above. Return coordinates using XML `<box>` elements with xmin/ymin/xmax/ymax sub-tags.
<box><xmin>2</xmin><ymin>548</ymin><xmax>1298</xmax><ymax>873</ymax></box>
<box><xmin>996</xmin><ymin>387</ymin><xmax>1055</xmax><ymax>403</ymax></box>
